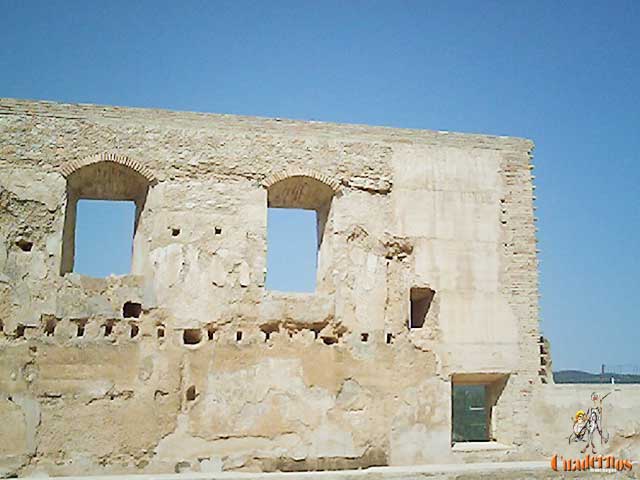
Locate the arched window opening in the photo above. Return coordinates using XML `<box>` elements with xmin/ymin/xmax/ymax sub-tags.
<box><xmin>266</xmin><ymin>175</ymin><xmax>336</xmax><ymax>292</ymax></box>
<box><xmin>60</xmin><ymin>159</ymin><xmax>151</xmax><ymax>276</ymax></box>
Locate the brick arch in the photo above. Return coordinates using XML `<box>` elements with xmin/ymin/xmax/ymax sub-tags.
<box><xmin>262</xmin><ymin>168</ymin><xmax>341</xmax><ymax>194</ymax></box>
<box><xmin>60</xmin><ymin>153</ymin><xmax>157</xmax><ymax>184</ymax></box>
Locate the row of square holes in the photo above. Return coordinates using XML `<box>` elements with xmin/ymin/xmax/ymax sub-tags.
<box><xmin>0</xmin><ymin>301</ymin><xmax>144</xmax><ymax>340</ymax></box>
<box><xmin>0</xmin><ymin>318</ymin><xmax>143</xmax><ymax>340</ymax></box>
<box><xmin>0</xmin><ymin>319</ymin><xmax>397</xmax><ymax>345</ymax></box>
<box><xmin>170</xmin><ymin>226</ymin><xmax>222</xmax><ymax>237</ymax></box>
<box><xmin>2</xmin><ymin>298</ymin><xmax>402</xmax><ymax>346</ymax></box>
<box><xmin>12</xmin><ymin>225</ymin><xmax>223</xmax><ymax>254</ymax></box>
<box><xmin>181</xmin><ymin>328</ymin><xmax>396</xmax><ymax>345</ymax></box>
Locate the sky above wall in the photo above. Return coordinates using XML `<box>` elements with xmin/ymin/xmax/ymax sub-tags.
<box><xmin>1</xmin><ymin>0</ymin><xmax>638</xmax><ymax>372</ymax></box>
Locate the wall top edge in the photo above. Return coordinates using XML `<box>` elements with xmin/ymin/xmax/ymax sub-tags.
<box><xmin>0</xmin><ymin>97</ymin><xmax>534</xmax><ymax>152</ymax></box>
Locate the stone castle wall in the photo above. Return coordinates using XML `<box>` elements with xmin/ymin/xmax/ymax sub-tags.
<box><xmin>0</xmin><ymin>99</ymin><xmax>636</xmax><ymax>477</ymax></box>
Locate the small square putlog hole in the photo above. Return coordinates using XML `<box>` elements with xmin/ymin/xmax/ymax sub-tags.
<box><xmin>43</xmin><ymin>316</ymin><xmax>57</xmax><ymax>336</ymax></box>
<box><xmin>16</xmin><ymin>324</ymin><xmax>26</xmax><ymax>338</ymax></box>
<box><xmin>410</xmin><ymin>287</ymin><xmax>435</xmax><ymax>329</ymax></box>
<box><xmin>186</xmin><ymin>385</ymin><xmax>197</xmax><ymax>401</ymax></box>
<box><xmin>183</xmin><ymin>328</ymin><xmax>202</xmax><ymax>345</ymax></box>
<box><xmin>16</xmin><ymin>238</ymin><xmax>33</xmax><ymax>252</ymax></box>
<box><xmin>104</xmin><ymin>320</ymin><xmax>116</xmax><ymax>337</ymax></box>
<box><xmin>130</xmin><ymin>323</ymin><xmax>140</xmax><ymax>338</ymax></box>
<box><xmin>322</xmin><ymin>336</ymin><xmax>338</xmax><ymax>345</ymax></box>
<box><xmin>207</xmin><ymin>325</ymin><xmax>216</xmax><ymax>341</ymax></box>
<box><xmin>123</xmin><ymin>302</ymin><xmax>142</xmax><ymax>318</ymax></box>
<box><xmin>75</xmin><ymin>319</ymin><xmax>87</xmax><ymax>337</ymax></box>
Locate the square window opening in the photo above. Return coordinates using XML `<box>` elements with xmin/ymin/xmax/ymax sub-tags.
<box><xmin>410</xmin><ymin>287</ymin><xmax>435</xmax><ymax>329</ymax></box>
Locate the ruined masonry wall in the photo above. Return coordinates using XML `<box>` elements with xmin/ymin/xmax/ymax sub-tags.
<box><xmin>0</xmin><ymin>99</ymin><xmax>544</xmax><ymax>477</ymax></box>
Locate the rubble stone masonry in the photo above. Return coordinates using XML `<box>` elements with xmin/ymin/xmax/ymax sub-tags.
<box><xmin>0</xmin><ymin>99</ymin><xmax>637</xmax><ymax>477</ymax></box>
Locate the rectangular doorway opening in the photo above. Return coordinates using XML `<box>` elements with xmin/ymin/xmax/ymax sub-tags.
<box><xmin>452</xmin><ymin>384</ymin><xmax>489</xmax><ymax>442</ymax></box>
<box><xmin>451</xmin><ymin>374</ymin><xmax>509</xmax><ymax>444</ymax></box>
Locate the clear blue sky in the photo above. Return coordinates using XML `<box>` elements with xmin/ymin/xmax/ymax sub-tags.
<box><xmin>74</xmin><ymin>200</ymin><xmax>136</xmax><ymax>277</ymax></box>
<box><xmin>1</xmin><ymin>0</ymin><xmax>638</xmax><ymax>372</ymax></box>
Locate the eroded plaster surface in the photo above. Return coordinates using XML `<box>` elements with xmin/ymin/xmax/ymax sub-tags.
<box><xmin>0</xmin><ymin>99</ymin><xmax>638</xmax><ymax>477</ymax></box>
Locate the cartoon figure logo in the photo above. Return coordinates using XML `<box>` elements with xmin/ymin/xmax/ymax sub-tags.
<box><xmin>568</xmin><ymin>391</ymin><xmax>611</xmax><ymax>453</ymax></box>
